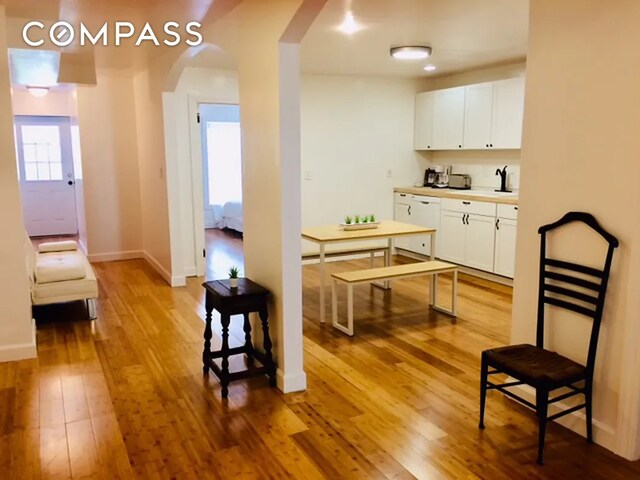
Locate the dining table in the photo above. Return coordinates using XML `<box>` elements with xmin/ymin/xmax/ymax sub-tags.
<box><xmin>301</xmin><ymin>220</ymin><xmax>437</xmax><ymax>324</ymax></box>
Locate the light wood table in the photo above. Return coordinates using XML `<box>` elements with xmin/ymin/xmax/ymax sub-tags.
<box><xmin>301</xmin><ymin>220</ymin><xmax>437</xmax><ymax>323</ymax></box>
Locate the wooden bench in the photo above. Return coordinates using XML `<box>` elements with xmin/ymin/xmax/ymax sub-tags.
<box><xmin>331</xmin><ymin>260</ymin><xmax>458</xmax><ymax>336</ymax></box>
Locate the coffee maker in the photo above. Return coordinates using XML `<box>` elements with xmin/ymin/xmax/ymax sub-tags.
<box><xmin>432</xmin><ymin>165</ymin><xmax>451</xmax><ymax>188</ymax></box>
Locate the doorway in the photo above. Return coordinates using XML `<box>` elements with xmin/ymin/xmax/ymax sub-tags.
<box><xmin>14</xmin><ymin>115</ymin><xmax>78</xmax><ymax>237</ymax></box>
<box><xmin>199</xmin><ymin>104</ymin><xmax>244</xmax><ymax>276</ymax></box>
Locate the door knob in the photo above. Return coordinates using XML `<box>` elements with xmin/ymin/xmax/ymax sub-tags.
<box><xmin>68</xmin><ymin>180</ymin><xmax>74</xmax><ymax>185</ymax></box>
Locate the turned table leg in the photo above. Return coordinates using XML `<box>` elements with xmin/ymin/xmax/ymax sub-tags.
<box><xmin>203</xmin><ymin>296</ymin><xmax>213</xmax><ymax>375</ymax></box>
<box><xmin>259</xmin><ymin>307</ymin><xmax>276</xmax><ymax>387</ymax></box>
<box><xmin>243</xmin><ymin>313</ymin><xmax>255</xmax><ymax>364</ymax></box>
<box><xmin>220</xmin><ymin>314</ymin><xmax>231</xmax><ymax>398</ymax></box>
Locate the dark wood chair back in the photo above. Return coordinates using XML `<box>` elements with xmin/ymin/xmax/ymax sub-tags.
<box><xmin>536</xmin><ymin>211</ymin><xmax>619</xmax><ymax>377</ymax></box>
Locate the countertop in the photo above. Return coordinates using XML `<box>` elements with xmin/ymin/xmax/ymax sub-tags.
<box><xmin>394</xmin><ymin>187</ymin><xmax>519</xmax><ymax>205</ymax></box>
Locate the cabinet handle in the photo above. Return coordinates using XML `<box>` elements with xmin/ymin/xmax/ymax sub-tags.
<box><xmin>458</xmin><ymin>145</ymin><xmax>462</xmax><ymax>148</ymax></box>
<box><xmin>462</xmin><ymin>201</ymin><xmax>471</xmax><ymax>205</ymax></box>
<box><xmin>485</xmin><ymin>144</ymin><xmax>489</xmax><ymax>148</ymax></box>
<box><xmin>490</xmin><ymin>144</ymin><xmax>493</xmax><ymax>147</ymax></box>
<box><xmin>514</xmin><ymin>206</ymin><xmax>518</xmax><ymax>210</ymax></box>
<box><xmin>400</xmin><ymin>194</ymin><xmax>406</xmax><ymax>197</ymax></box>
<box><xmin>427</xmin><ymin>146</ymin><xmax>431</xmax><ymax>149</ymax></box>
<box><xmin>421</xmin><ymin>201</ymin><xmax>430</xmax><ymax>205</ymax></box>
<box><xmin>496</xmin><ymin>218</ymin><xmax>500</xmax><ymax>230</ymax></box>
<box><xmin>408</xmin><ymin>205</ymin><xmax>412</xmax><ymax>215</ymax></box>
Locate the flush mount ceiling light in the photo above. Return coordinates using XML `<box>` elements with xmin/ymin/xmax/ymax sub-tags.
<box><xmin>424</xmin><ymin>64</ymin><xmax>437</xmax><ymax>72</ymax></box>
<box><xmin>390</xmin><ymin>45</ymin><xmax>432</xmax><ymax>60</ymax></box>
<box><xmin>27</xmin><ymin>86</ymin><xmax>49</xmax><ymax>97</ymax></box>
<box><xmin>338</xmin><ymin>11</ymin><xmax>362</xmax><ymax>35</ymax></box>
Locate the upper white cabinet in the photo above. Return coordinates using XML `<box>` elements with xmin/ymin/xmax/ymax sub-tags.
<box><xmin>414</xmin><ymin>76</ymin><xmax>525</xmax><ymax>151</ymax></box>
<box><xmin>414</xmin><ymin>92</ymin><xmax>435</xmax><ymax>150</ymax></box>
<box><xmin>463</xmin><ymin>82</ymin><xmax>494</xmax><ymax>149</ymax></box>
<box><xmin>431</xmin><ymin>87</ymin><xmax>465</xmax><ymax>150</ymax></box>
<box><xmin>491</xmin><ymin>77</ymin><xmax>526</xmax><ymax>149</ymax></box>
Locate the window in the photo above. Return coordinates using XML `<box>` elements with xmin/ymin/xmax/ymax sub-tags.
<box><xmin>20</xmin><ymin>125</ymin><xmax>62</xmax><ymax>181</ymax></box>
<box><xmin>206</xmin><ymin>121</ymin><xmax>242</xmax><ymax>206</ymax></box>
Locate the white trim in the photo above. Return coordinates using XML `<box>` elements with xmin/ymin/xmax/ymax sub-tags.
<box><xmin>171</xmin><ymin>275</ymin><xmax>187</xmax><ymax>287</ymax></box>
<box><xmin>87</xmin><ymin>250</ymin><xmax>143</xmax><ymax>263</ymax></box>
<box><xmin>0</xmin><ymin>319</ymin><xmax>37</xmax><ymax>363</ymax></box>
<box><xmin>142</xmin><ymin>251</ymin><xmax>172</xmax><ymax>285</ymax></box>
<box><xmin>276</xmin><ymin>369</ymin><xmax>307</xmax><ymax>393</ymax></box>
<box><xmin>509</xmin><ymin>384</ymin><xmax>616</xmax><ymax>452</ymax></box>
<box><xmin>78</xmin><ymin>239</ymin><xmax>88</xmax><ymax>255</ymax></box>
<box><xmin>184</xmin><ymin>266</ymin><xmax>197</xmax><ymax>277</ymax></box>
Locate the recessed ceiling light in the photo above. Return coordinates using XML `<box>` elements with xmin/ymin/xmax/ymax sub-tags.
<box><xmin>27</xmin><ymin>86</ymin><xmax>49</xmax><ymax>98</ymax></box>
<box><xmin>390</xmin><ymin>46</ymin><xmax>432</xmax><ymax>60</ymax></box>
<box><xmin>424</xmin><ymin>64</ymin><xmax>437</xmax><ymax>72</ymax></box>
<box><xmin>338</xmin><ymin>11</ymin><xmax>361</xmax><ymax>35</ymax></box>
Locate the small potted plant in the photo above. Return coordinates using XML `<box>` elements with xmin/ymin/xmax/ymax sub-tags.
<box><xmin>369</xmin><ymin>214</ymin><xmax>376</xmax><ymax>223</ymax></box>
<box><xmin>354</xmin><ymin>215</ymin><xmax>361</xmax><ymax>224</ymax></box>
<box><xmin>228</xmin><ymin>266</ymin><xmax>239</xmax><ymax>288</ymax></box>
<box><xmin>344</xmin><ymin>215</ymin><xmax>352</xmax><ymax>225</ymax></box>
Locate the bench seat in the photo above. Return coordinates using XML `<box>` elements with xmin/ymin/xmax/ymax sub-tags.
<box><xmin>331</xmin><ymin>260</ymin><xmax>458</xmax><ymax>336</ymax></box>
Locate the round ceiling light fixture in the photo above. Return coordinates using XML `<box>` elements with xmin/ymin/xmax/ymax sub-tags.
<box><xmin>390</xmin><ymin>45</ymin><xmax>432</xmax><ymax>60</ymax></box>
<box><xmin>27</xmin><ymin>86</ymin><xmax>50</xmax><ymax>98</ymax></box>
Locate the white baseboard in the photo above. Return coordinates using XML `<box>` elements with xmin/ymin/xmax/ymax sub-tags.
<box><xmin>142</xmin><ymin>251</ymin><xmax>172</xmax><ymax>285</ymax></box>
<box><xmin>171</xmin><ymin>275</ymin><xmax>187</xmax><ymax>287</ymax></box>
<box><xmin>277</xmin><ymin>369</ymin><xmax>307</xmax><ymax>393</ymax></box>
<box><xmin>78</xmin><ymin>239</ymin><xmax>88</xmax><ymax>255</ymax></box>
<box><xmin>509</xmin><ymin>384</ymin><xmax>616</xmax><ymax>452</ymax></box>
<box><xmin>184</xmin><ymin>266</ymin><xmax>197</xmax><ymax>277</ymax></box>
<box><xmin>88</xmin><ymin>250</ymin><xmax>143</xmax><ymax>263</ymax></box>
<box><xmin>0</xmin><ymin>320</ymin><xmax>37</xmax><ymax>363</ymax></box>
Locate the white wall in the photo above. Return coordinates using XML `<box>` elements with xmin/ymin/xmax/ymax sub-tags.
<box><xmin>0</xmin><ymin>6</ymin><xmax>36</xmax><ymax>362</ymax></box>
<box><xmin>514</xmin><ymin>0</ymin><xmax>640</xmax><ymax>458</ymax></box>
<box><xmin>77</xmin><ymin>70</ymin><xmax>144</xmax><ymax>262</ymax></box>
<box><xmin>301</xmin><ymin>75</ymin><xmax>427</xmax><ymax>230</ymax></box>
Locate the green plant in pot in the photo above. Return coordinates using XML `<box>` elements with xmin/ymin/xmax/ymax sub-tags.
<box><xmin>344</xmin><ymin>215</ymin><xmax>353</xmax><ymax>225</ymax></box>
<box><xmin>354</xmin><ymin>215</ymin><xmax>361</xmax><ymax>224</ymax></box>
<box><xmin>369</xmin><ymin>214</ymin><xmax>376</xmax><ymax>223</ymax></box>
<box><xmin>229</xmin><ymin>266</ymin><xmax>239</xmax><ymax>288</ymax></box>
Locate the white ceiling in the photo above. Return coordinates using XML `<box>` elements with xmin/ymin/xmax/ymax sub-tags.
<box><xmin>299</xmin><ymin>0</ymin><xmax>529</xmax><ymax>78</ymax></box>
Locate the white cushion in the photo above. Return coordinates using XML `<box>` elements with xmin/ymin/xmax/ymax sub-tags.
<box><xmin>36</xmin><ymin>252</ymin><xmax>86</xmax><ymax>284</ymax></box>
<box><xmin>38</xmin><ymin>240</ymin><xmax>78</xmax><ymax>253</ymax></box>
<box><xmin>32</xmin><ymin>255</ymin><xmax>98</xmax><ymax>305</ymax></box>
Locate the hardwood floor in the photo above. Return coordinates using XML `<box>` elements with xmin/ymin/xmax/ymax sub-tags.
<box><xmin>2</xmin><ymin>230</ymin><xmax>639</xmax><ymax>479</ymax></box>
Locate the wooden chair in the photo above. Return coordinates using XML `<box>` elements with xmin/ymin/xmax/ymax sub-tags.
<box><xmin>478</xmin><ymin>212</ymin><xmax>619</xmax><ymax>464</ymax></box>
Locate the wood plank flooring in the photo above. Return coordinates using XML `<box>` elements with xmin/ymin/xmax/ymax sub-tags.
<box><xmin>3</xmin><ymin>230</ymin><xmax>639</xmax><ymax>479</ymax></box>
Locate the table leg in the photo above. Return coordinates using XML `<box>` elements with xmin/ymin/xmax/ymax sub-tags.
<box><xmin>384</xmin><ymin>238</ymin><xmax>392</xmax><ymax>289</ymax></box>
<box><xmin>319</xmin><ymin>243</ymin><xmax>326</xmax><ymax>324</ymax></box>
<box><xmin>203</xmin><ymin>295</ymin><xmax>213</xmax><ymax>375</ymax></box>
<box><xmin>259</xmin><ymin>307</ymin><xmax>277</xmax><ymax>387</ymax></box>
<box><xmin>452</xmin><ymin>269</ymin><xmax>458</xmax><ymax>316</ymax></box>
<box><xmin>220</xmin><ymin>314</ymin><xmax>230</xmax><ymax>398</ymax></box>
<box><xmin>243</xmin><ymin>313</ymin><xmax>254</xmax><ymax>364</ymax></box>
<box><xmin>430</xmin><ymin>232</ymin><xmax>437</xmax><ymax>306</ymax></box>
<box><xmin>347</xmin><ymin>284</ymin><xmax>354</xmax><ymax>336</ymax></box>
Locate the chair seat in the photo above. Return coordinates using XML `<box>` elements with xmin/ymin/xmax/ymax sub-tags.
<box><xmin>484</xmin><ymin>344</ymin><xmax>586</xmax><ymax>389</ymax></box>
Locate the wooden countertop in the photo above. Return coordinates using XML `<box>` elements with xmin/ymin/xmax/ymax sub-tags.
<box><xmin>394</xmin><ymin>187</ymin><xmax>519</xmax><ymax>205</ymax></box>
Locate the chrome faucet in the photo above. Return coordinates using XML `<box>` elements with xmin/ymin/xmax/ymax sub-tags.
<box><xmin>495</xmin><ymin>166</ymin><xmax>511</xmax><ymax>193</ymax></box>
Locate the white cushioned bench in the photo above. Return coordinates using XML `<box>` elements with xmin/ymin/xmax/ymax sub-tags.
<box><xmin>331</xmin><ymin>260</ymin><xmax>458</xmax><ymax>336</ymax></box>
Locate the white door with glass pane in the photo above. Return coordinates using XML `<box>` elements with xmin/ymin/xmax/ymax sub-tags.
<box><xmin>14</xmin><ymin>116</ymin><xmax>78</xmax><ymax>236</ymax></box>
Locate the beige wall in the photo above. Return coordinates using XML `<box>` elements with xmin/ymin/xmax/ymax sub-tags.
<box><xmin>514</xmin><ymin>0</ymin><xmax>640</xmax><ymax>458</ymax></box>
<box><xmin>0</xmin><ymin>5</ymin><xmax>35</xmax><ymax>361</ymax></box>
<box><xmin>12</xmin><ymin>89</ymin><xmax>78</xmax><ymax>117</ymax></box>
<box><xmin>77</xmin><ymin>70</ymin><xmax>144</xmax><ymax>261</ymax></box>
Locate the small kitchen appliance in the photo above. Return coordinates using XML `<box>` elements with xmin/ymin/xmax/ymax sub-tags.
<box><xmin>432</xmin><ymin>165</ymin><xmax>450</xmax><ymax>188</ymax></box>
<box><xmin>423</xmin><ymin>168</ymin><xmax>437</xmax><ymax>187</ymax></box>
<box><xmin>448</xmin><ymin>174</ymin><xmax>472</xmax><ymax>190</ymax></box>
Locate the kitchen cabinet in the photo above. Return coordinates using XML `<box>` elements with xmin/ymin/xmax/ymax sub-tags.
<box><xmin>394</xmin><ymin>198</ymin><xmax>419</xmax><ymax>252</ymax></box>
<box><xmin>463</xmin><ymin>82</ymin><xmax>494</xmax><ymax>149</ymax></box>
<box><xmin>414</xmin><ymin>92</ymin><xmax>435</xmax><ymax>150</ymax></box>
<box><xmin>491</xmin><ymin>77</ymin><xmax>525</xmax><ymax>149</ymax></box>
<box><xmin>414</xmin><ymin>76</ymin><xmax>525</xmax><ymax>151</ymax></box>
<box><xmin>431</xmin><ymin>87</ymin><xmax>465</xmax><ymax>150</ymax></box>
<box><xmin>494</xmin><ymin>204</ymin><xmax>519</xmax><ymax>278</ymax></box>
<box><xmin>439</xmin><ymin>200</ymin><xmax>497</xmax><ymax>273</ymax></box>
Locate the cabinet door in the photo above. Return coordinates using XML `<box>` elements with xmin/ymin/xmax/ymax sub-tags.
<box><xmin>432</xmin><ymin>87</ymin><xmax>465</xmax><ymax>150</ymax></box>
<box><xmin>414</xmin><ymin>92</ymin><xmax>435</xmax><ymax>150</ymax></box>
<box><xmin>411</xmin><ymin>199</ymin><xmax>440</xmax><ymax>256</ymax></box>
<box><xmin>491</xmin><ymin>77</ymin><xmax>525</xmax><ymax>149</ymax></box>
<box><xmin>394</xmin><ymin>202</ymin><xmax>418</xmax><ymax>252</ymax></box>
<box><xmin>465</xmin><ymin>214</ymin><xmax>497</xmax><ymax>272</ymax></box>
<box><xmin>494</xmin><ymin>218</ymin><xmax>517</xmax><ymax>278</ymax></box>
<box><xmin>439</xmin><ymin>210</ymin><xmax>466</xmax><ymax>264</ymax></box>
<box><xmin>463</xmin><ymin>82</ymin><xmax>494</xmax><ymax>149</ymax></box>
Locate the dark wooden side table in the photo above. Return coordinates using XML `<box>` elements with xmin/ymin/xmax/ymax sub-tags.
<box><xmin>202</xmin><ymin>278</ymin><xmax>276</xmax><ymax>398</ymax></box>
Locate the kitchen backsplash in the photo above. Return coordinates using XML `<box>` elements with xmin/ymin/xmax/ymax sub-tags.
<box><xmin>450</xmin><ymin>164</ymin><xmax>520</xmax><ymax>190</ymax></box>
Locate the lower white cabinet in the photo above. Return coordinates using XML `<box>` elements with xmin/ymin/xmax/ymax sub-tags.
<box><xmin>439</xmin><ymin>210</ymin><xmax>466</xmax><ymax>264</ymax></box>
<box><xmin>465</xmin><ymin>214</ymin><xmax>497</xmax><ymax>272</ymax></box>
<box><xmin>494</xmin><ymin>217</ymin><xmax>517</xmax><ymax>277</ymax></box>
<box><xmin>394</xmin><ymin>201</ymin><xmax>418</xmax><ymax>251</ymax></box>
<box><xmin>394</xmin><ymin>195</ymin><xmax>441</xmax><ymax>255</ymax></box>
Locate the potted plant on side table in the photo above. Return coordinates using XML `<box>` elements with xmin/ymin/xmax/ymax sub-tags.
<box><xmin>229</xmin><ymin>266</ymin><xmax>239</xmax><ymax>289</ymax></box>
